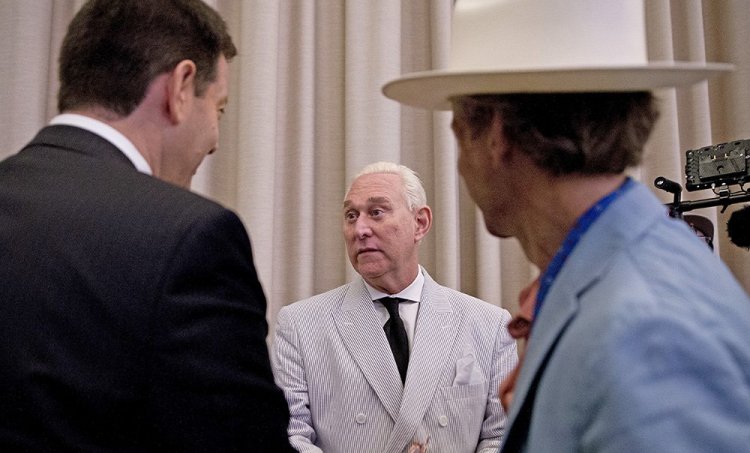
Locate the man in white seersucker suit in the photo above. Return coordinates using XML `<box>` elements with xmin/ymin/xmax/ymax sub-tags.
<box><xmin>273</xmin><ymin>161</ymin><xmax>518</xmax><ymax>453</ymax></box>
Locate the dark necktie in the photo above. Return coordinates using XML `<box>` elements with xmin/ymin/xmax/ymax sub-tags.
<box><xmin>379</xmin><ymin>297</ymin><xmax>410</xmax><ymax>383</ymax></box>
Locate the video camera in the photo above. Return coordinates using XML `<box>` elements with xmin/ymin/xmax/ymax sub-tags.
<box><xmin>685</xmin><ymin>139</ymin><xmax>750</xmax><ymax>191</ymax></box>
<box><xmin>655</xmin><ymin>139</ymin><xmax>750</xmax><ymax>249</ymax></box>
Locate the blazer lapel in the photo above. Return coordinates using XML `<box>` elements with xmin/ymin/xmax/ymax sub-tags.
<box><xmin>502</xmin><ymin>183</ymin><xmax>666</xmax><ymax>449</ymax></box>
<box><xmin>333</xmin><ymin>279</ymin><xmax>403</xmax><ymax>421</ymax></box>
<box><xmin>386</xmin><ymin>271</ymin><xmax>459</xmax><ymax>453</ymax></box>
<box><xmin>502</xmin><ymin>276</ymin><xmax>580</xmax><ymax>450</ymax></box>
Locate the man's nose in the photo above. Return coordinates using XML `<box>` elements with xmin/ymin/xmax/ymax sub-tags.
<box><xmin>354</xmin><ymin>217</ymin><xmax>373</xmax><ymax>238</ymax></box>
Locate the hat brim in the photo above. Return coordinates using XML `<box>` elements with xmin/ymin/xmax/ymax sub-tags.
<box><xmin>382</xmin><ymin>62</ymin><xmax>733</xmax><ymax>110</ymax></box>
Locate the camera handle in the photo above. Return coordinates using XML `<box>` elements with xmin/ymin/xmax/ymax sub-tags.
<box><xmin>654</xmin><ymin>176</ymin><xmax>750</xmax><ymax>217</ymax></box>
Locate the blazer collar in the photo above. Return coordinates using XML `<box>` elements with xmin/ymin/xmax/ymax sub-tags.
<box><xmin>503</xmin><ymin>182</ymin><xmax>669</xmax><ymax>442</ymax></box>
<box><xmin>26</xmin><ymin>125</ymin><xmax>137</xmax><ymax>171</ymax></box>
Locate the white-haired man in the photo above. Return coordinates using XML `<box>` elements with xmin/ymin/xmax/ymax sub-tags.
<box><xmin>273</xmin><ymin>161</ymin><xmax>518</xmax><ymax>453</ymax></box>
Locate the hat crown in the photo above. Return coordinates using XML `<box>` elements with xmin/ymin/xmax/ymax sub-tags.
<box><xmin>451</xmin><ymin>0</ymin><xmax>647</xmax><ymax>71</ymax></box>
<box><xmin>382</xmin><ymin>0</ymin><xmax>732</xmax><ymax>109</ymax></box>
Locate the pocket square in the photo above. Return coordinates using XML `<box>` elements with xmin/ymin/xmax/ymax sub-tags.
<box><xmin>453</xmin><ymin>352</ymin><xmax>485</xmax><ymax>386</ymax></box>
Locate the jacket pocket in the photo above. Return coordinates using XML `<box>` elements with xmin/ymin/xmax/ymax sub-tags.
<box><xmin>440</xmin><ymin>382</ymin><xmax>486</xmax><ymax>400</ymax></box>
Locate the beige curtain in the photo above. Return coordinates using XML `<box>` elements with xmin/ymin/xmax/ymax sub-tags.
<box><xmin>2</xmin><ymin>0</ymin><xmax>749</xmax><ymax>338</ymax></box>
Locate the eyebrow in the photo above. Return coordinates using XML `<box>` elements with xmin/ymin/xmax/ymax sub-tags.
<box><xmin>343</xmin><ymin>196</ymin><xmax>391</xmax><ymax>209</ymax></box>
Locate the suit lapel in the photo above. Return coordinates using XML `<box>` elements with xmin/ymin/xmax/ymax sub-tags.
<box><xmin>386</xmin><ymin>272</ymin><xmax>459</xmax><ymax>453</ymax></box>
<box><xmin>501</xmin><ymin>277</ymin><xmax>580</xmax><ymax>450</ymax></box>
<box><xmin>333</xmin><ymin>279</ymin><xmax>403</xmax><ymax>421</ymax></box>
<box><xmin>502</xmin><ymin>183</ymin><xmax>666</xmax><ymax>449</ymax></box>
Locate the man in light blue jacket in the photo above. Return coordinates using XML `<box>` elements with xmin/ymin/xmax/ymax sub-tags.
<box><xmin>382</xmin><ymin>0</ymin><xmax>750</xmax><ymax>451</ymax></box>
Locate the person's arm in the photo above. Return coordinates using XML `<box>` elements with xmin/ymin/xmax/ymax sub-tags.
<box><xmin>477</xmin><ymin>312</ymin><xmax>518</xmax><ymax>453</ymax></box>
<box><xmin>581</xmin><ymin>309</ymin><xmax>750</xmax><ymax>453</ymax></box>
<box><xmin>273</xmin><ymin>306</ymin><xmax>324</xmax><ymax>452</ymax></box>
<box><xmin>146</xmin><ymin>208</ymin><xmax>293</xmax><ymax>452</ymax></box>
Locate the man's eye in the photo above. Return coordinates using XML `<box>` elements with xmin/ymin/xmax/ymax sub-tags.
<box><xmin>345</xmin><ymin>212</ymin><xmax>357</xmax><ymax>221</ymax></box>
<box><xmin>371</xmin><ymin>209</ymin><xmax>384</xmax><ymax>217</ymax></box>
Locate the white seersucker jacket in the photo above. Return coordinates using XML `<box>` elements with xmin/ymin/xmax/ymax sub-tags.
<box><xmin>273</xmin><ymin>269</ymin><xmax>518</xmax><ymax>453</ymax></box>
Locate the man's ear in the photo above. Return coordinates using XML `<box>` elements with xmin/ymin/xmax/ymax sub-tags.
<box><xmin>165</xmin><ymin>59</ymin><xmax>197</xmax><ymax>125</ymax></box>
<box><xmin>488</xmin><ymin>113</ymin><xmax>511</xmax><ymax>167</ymax></box>
<box><xmin>414</xmin><ymin>205</ymin><xmax>433</xmax><ymax>243</ymax></box>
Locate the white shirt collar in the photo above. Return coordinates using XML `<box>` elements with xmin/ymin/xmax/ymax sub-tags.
<box><xmin>49</xmin><ymin>113</ymin><xmax>152</xmax><ymax>175</ymax></box>
<box><xmin>365</xmin><ymin>267</ymin><xmax>425</xmax><ymax>303</ymax></box>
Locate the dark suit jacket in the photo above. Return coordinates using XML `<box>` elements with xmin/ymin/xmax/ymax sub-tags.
<box><xmin>0</xmin><ymin>125</ymin><xmax>293</xmax><ymax>452</ymax></box>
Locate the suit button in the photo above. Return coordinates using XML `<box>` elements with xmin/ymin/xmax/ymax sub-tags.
<box><xmin>355</xmin><ymin>413</ymin><xmax>367</xmax><ymax>424</ymax></box>
<box><xmin>438</xmin><ymin>415</ymin><xmax>448</xmax><ymax>427</ymax></box>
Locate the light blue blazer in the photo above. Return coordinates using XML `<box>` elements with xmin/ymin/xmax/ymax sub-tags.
<box><xmin>501</xmin><ymin>182</ymin><xmax>750</xmax><ymax>452</ymax></box>
<box><xmin>273</xmin><ymin>269</ymin><xmax>518</xmax><ymax>453</ymax></box>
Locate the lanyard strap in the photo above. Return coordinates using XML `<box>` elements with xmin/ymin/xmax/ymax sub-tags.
<box><xmin>534</xmin><ymin>178</ymin><xmax>635</xmax><ymax>320</ymax></box>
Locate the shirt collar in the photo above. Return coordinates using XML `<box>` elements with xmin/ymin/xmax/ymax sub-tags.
<box><xmin>365</xmin><ymin>267</ymin><xmax>425</xmax><ymax>303</ymax></box>
<box><xmin>49</xmin><ymin>113</ymin><xmax>153</xmax><ymax>175</ymax></box>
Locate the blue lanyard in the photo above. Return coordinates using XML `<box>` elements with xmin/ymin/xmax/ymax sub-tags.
<box><xmin>534</xmin><ymin>178</ymin><xmax>635</xmax><ymax>320</ymax></box>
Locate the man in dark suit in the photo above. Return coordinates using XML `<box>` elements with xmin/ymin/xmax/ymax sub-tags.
<box><xmin>0</xmin><ymin>0</ymin><xmax>293</xmax><ymax>451</ymax></box>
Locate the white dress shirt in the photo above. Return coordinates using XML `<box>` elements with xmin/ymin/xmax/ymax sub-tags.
<box><xmin>364</xmin><ymin>267</ymin><xmax>425</xmax><ymax>351</ymax></box>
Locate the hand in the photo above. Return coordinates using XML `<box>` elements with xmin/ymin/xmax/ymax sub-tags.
<box><xmin>407</xmin><ymin>436</ymin><xmax>430</xmax><ymax>453</ymax></box>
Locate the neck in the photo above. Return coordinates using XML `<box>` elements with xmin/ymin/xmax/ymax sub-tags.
<box><xmin>516</xmin><ymin>173</ymin><xmax>626</xmax><ymax>270</ymax></box>
<box><xmin>66</xmin><ymin>106</ymin><xmax>164</xmax><ymax>180</ymax></box>
<box><xmin>364</xmin><ymin>265</ymin><xmax>420</xmax><ymax>295</ymax></box>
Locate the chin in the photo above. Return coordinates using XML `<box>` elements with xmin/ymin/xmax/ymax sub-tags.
<box><xmin>484</xmin><ymin>216</ymin><xmax>511</xmax><ymax>239</ymax></box>
<box><xmin>356</xmin><ymin>264</ymin><xmax>386</xmax><ymax>280</ymax></box>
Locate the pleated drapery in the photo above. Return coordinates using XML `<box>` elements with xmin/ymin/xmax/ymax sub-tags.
<box><xmin>2</xmin><ymin>1</ymin><xmax>749</xmax><ymax>339</ymax></box>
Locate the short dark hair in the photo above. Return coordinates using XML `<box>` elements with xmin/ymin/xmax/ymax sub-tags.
<box><xmin>58</xmin><ymin>0</ymin><xmax>237</xmax><ymax>116</ymax></box>
<box><xmin>454</xmin><ymin>92</ymin><xmax>659</xmax><ymax>176</ymax></box>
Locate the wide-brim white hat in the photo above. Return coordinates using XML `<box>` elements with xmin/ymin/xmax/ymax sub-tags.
<box><xmin>383</xmin><ymin>0</ymin><xmax>733</xmax><ymax>110</ymax></box>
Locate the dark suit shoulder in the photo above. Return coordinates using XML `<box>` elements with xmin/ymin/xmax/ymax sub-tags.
<box><xmin>0</xmin><ymin>128</ymin><xmax>250</xmax><ymax>302</ymax></box>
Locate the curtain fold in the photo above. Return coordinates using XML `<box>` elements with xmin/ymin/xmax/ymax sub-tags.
<box><xmin>1</xmin><ymin>0</ymin><xmax>748</xmax><ymax>331</ymax></box>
